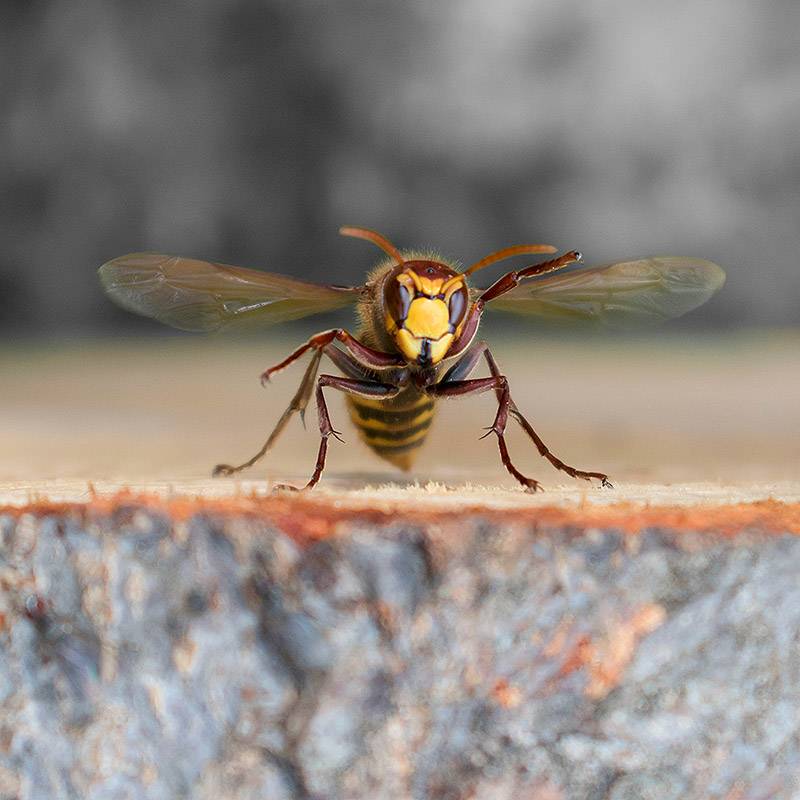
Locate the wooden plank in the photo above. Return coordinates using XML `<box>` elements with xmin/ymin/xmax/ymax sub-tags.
<box><xmin>0</xmin><ymin>333</ymin><xmax>797</xmax><ymax>493</ymax></box>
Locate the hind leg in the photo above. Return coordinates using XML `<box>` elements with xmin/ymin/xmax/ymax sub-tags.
<box><xmin>214</xmin><ymin>342</ymin><xmax>405</xmax><ymax>478</ymax></box>
<box><xmin>213</xmin><ymin>348</ymin><xmax>325</xmax><ymax>476</ymax></box>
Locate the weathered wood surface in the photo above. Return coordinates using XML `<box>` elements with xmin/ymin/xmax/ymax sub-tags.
<box><xmin>1</xmin><ymin>492</ymin><xmax>800</xmax><ymax>799</ymax></box>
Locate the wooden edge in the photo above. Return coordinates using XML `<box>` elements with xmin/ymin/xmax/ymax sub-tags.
<box><xmin>2</xmin><ymin>490</ymin><xmax>799</xmax><ymax>546</ymax></box>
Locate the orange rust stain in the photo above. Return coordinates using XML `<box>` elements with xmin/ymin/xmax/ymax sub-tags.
<box><xmin>582</xmin><ymin>603</ymin><xmax>667</xmax><ymax>700</ymax></box>
<box><xmin>723</xmin><ymin>785</ymin><xmax>745</xmax><ymax>800</ymax></box>
<box><xmin>525</xmin><ymin>783</ymin><xmax>564</xmax><ymax>800</ymax></box>
<box><xmin>1</xmin><ymin>491</ymin><xmax>799</xmax><ymax>548</ymax></box>
<box><xmin>556</xmin><ymin>634</ymin><xmax>593</xmax><ymax>680</ymax></box>
<box><xmin>240</xmin><ymin>685</ymin><xmax>257</xmax><ymax>702</ymax></box>
<box><xmin>172</xmin><ymin>636</ymin><xmax>197</xmax><ymax>675</ymax></box>
<box><xmin>374</xmin><ymin>600</ymin><xmax>397</xmax><ymax>636</ymax></box>
<box><xmin>140</xmin><ymin>764</ymin><xmax>158</xmax><ymax>787</ymax></box>
<box><xmin>490</xmin><ymin>678</ymin><xmax>523</xmax><ymax>709</ymax></box>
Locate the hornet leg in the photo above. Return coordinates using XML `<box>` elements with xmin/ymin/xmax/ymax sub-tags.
<box><xmin>428</xmin><ymin>374</ymin><xmax>542</xmax><ymax>491</ymax></box>
<box><xmin>213</xmin><ymin>348</ymin><xmax>325</xmax><ymax>476</ymax></box>
<box><xmin>434</xmin><ymin>348</ymin><xmax>611</xmax><ymax>490</ymax></box>
<box><xmin>261</xmin><ymin>328</ymin><xmax>405</xmax><ymax>384</ymax></box>
<box><xmin>477</xmin><ymin>250</ymin><xmax>583</xmax><ymax>305</ymax></box>
<box><xmin>281</xmin><ymin>375</ymin><xmax>402</xmax><ymax>491</ymax></box>
<box><xmin>481</xmin><ymin>347</ymin><xmax>611</xmax><ymax>487</ymax></box>
<box><xmin>214</xmin><ymin>343</ymin><xmax>404</xmax><ymax>477</ymax></box>
<box><xmin>446</xmin><ymin>251</ymin><xmax>582</xmax><ymax>363</ymax></box>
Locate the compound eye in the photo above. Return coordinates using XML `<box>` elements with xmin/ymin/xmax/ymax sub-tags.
<box><xmin>384</xmin><ymin>277</ymin><xmax>411</xmax><ymax>325</ymax></box>
<box><xmin>448</xmin><ymin>286</ymin><xmax>468</xmax><ymax>328</ymax></box>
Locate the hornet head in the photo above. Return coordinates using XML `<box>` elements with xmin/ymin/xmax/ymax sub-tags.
<box><xmin>383</xmin><ymin>261</ymin><xmax>469</xmax><ymax>367</ymax></box>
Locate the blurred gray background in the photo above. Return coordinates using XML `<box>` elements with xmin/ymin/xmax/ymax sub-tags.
<box><xmin>2</xmin><ymin>0</ymin><xmax>799</xmax><ymax>335</ymax></box>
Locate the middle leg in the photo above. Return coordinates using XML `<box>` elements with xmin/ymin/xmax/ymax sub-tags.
<box><xmin>480</xmin><ymin>347</ymin><xmax>611</xmax><ymax>486</ymax></box>
<box><xmin>427</xmin><ymin>373</ymin><xmax>542</xmax><ymax>491</ymax></box>
<box><xmin>437</xmin><ymin>343</ymin><xmax>611</xmax><ymax>488</ymax></box>
<box><xmin>292</xmin><ymin>374</ymin><xmax>403</xmax><ymax>491</ymax></box>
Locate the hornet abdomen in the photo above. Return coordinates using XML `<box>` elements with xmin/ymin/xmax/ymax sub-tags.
<box><xmin>346</xmin><ymin>386</ymin><xmax>435</xmax><ymax>470</ymax></box>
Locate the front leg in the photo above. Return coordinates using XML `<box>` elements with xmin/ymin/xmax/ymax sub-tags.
<box><xmin>478</xmin><ymin>250</ymin><xmax>582</xmax><ymax>305</ymax></box>
<box><xmin>213</xmin><ymin>347</ymin><xmax>325</xmax><ymax>476</ymax></box>
<box><xmin>445</xmin><ymin>250</ymin><xmax>582</xmax><ymax>364</ymax></box>
<box><xmin>261</xmin><ymin>329</ymin><xmax>405</xmax><ymax>384</ymax></box>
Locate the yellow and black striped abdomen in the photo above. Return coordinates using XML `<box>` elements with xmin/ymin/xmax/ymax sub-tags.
<box><xmin>346</xmin><ymin>388</ymin><xmax>435</xmax><ymax>471</ymax></box>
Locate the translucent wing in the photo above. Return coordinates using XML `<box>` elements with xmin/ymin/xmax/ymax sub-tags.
<box><xmin>98</xmin><ymin>253</ymin><xmax>362</xmax><ymax>332</ymax></box>
<box><xmin>486</xmin><ymin>257</ymin><xmax>725</xmax><ymax>328</ymax></box>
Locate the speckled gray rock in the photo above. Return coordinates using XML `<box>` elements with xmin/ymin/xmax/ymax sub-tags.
<box><xmin>1</xmin><ymin>506</ymin><xmax>799</xmax><ymax>800</ymax></box>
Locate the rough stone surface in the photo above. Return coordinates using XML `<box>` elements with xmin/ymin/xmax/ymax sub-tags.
<box><xmin>1</xmin><ymin>499</ymin><xmax>799</xmax><ymax>799</ymax></box>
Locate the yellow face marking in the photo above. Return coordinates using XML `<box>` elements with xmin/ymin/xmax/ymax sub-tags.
<box><xmin>429</xmin><ymin>333</ymin><xmax>454</xmax><ymax>364</ymax></box>
<box><xmin>387</xmin><ymin>266</ymin><xmax>464</xmax><ymax>365</ymax></box>
<box><xmin>416</xmin><ymin>275</ymin><xmax>445</xmax><ymax>296</ymax></box>
<box><xmin>440</xmin><ymin>274</ymin><xmax>465</xmax><ymax>296</ymax></box>
<box><xmin>399</xmin><ymin>270</ymin><xmax>422</xmax><ymax>294</ymax></box>
<box><xmin>404</xmin><ymin>297</ymin><xmax>450</xmax><ymax>339</ymax></box>
<box><xmin>395</xmin><ymin>328</ymin><xmax>423</xmax><ymax>362</ymax></box>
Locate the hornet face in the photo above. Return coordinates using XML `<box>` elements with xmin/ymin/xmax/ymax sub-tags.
<box><xmin>383</xmin><ymin>261</ymin><xmax>470</xmax><ymax>367</ymax></box>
